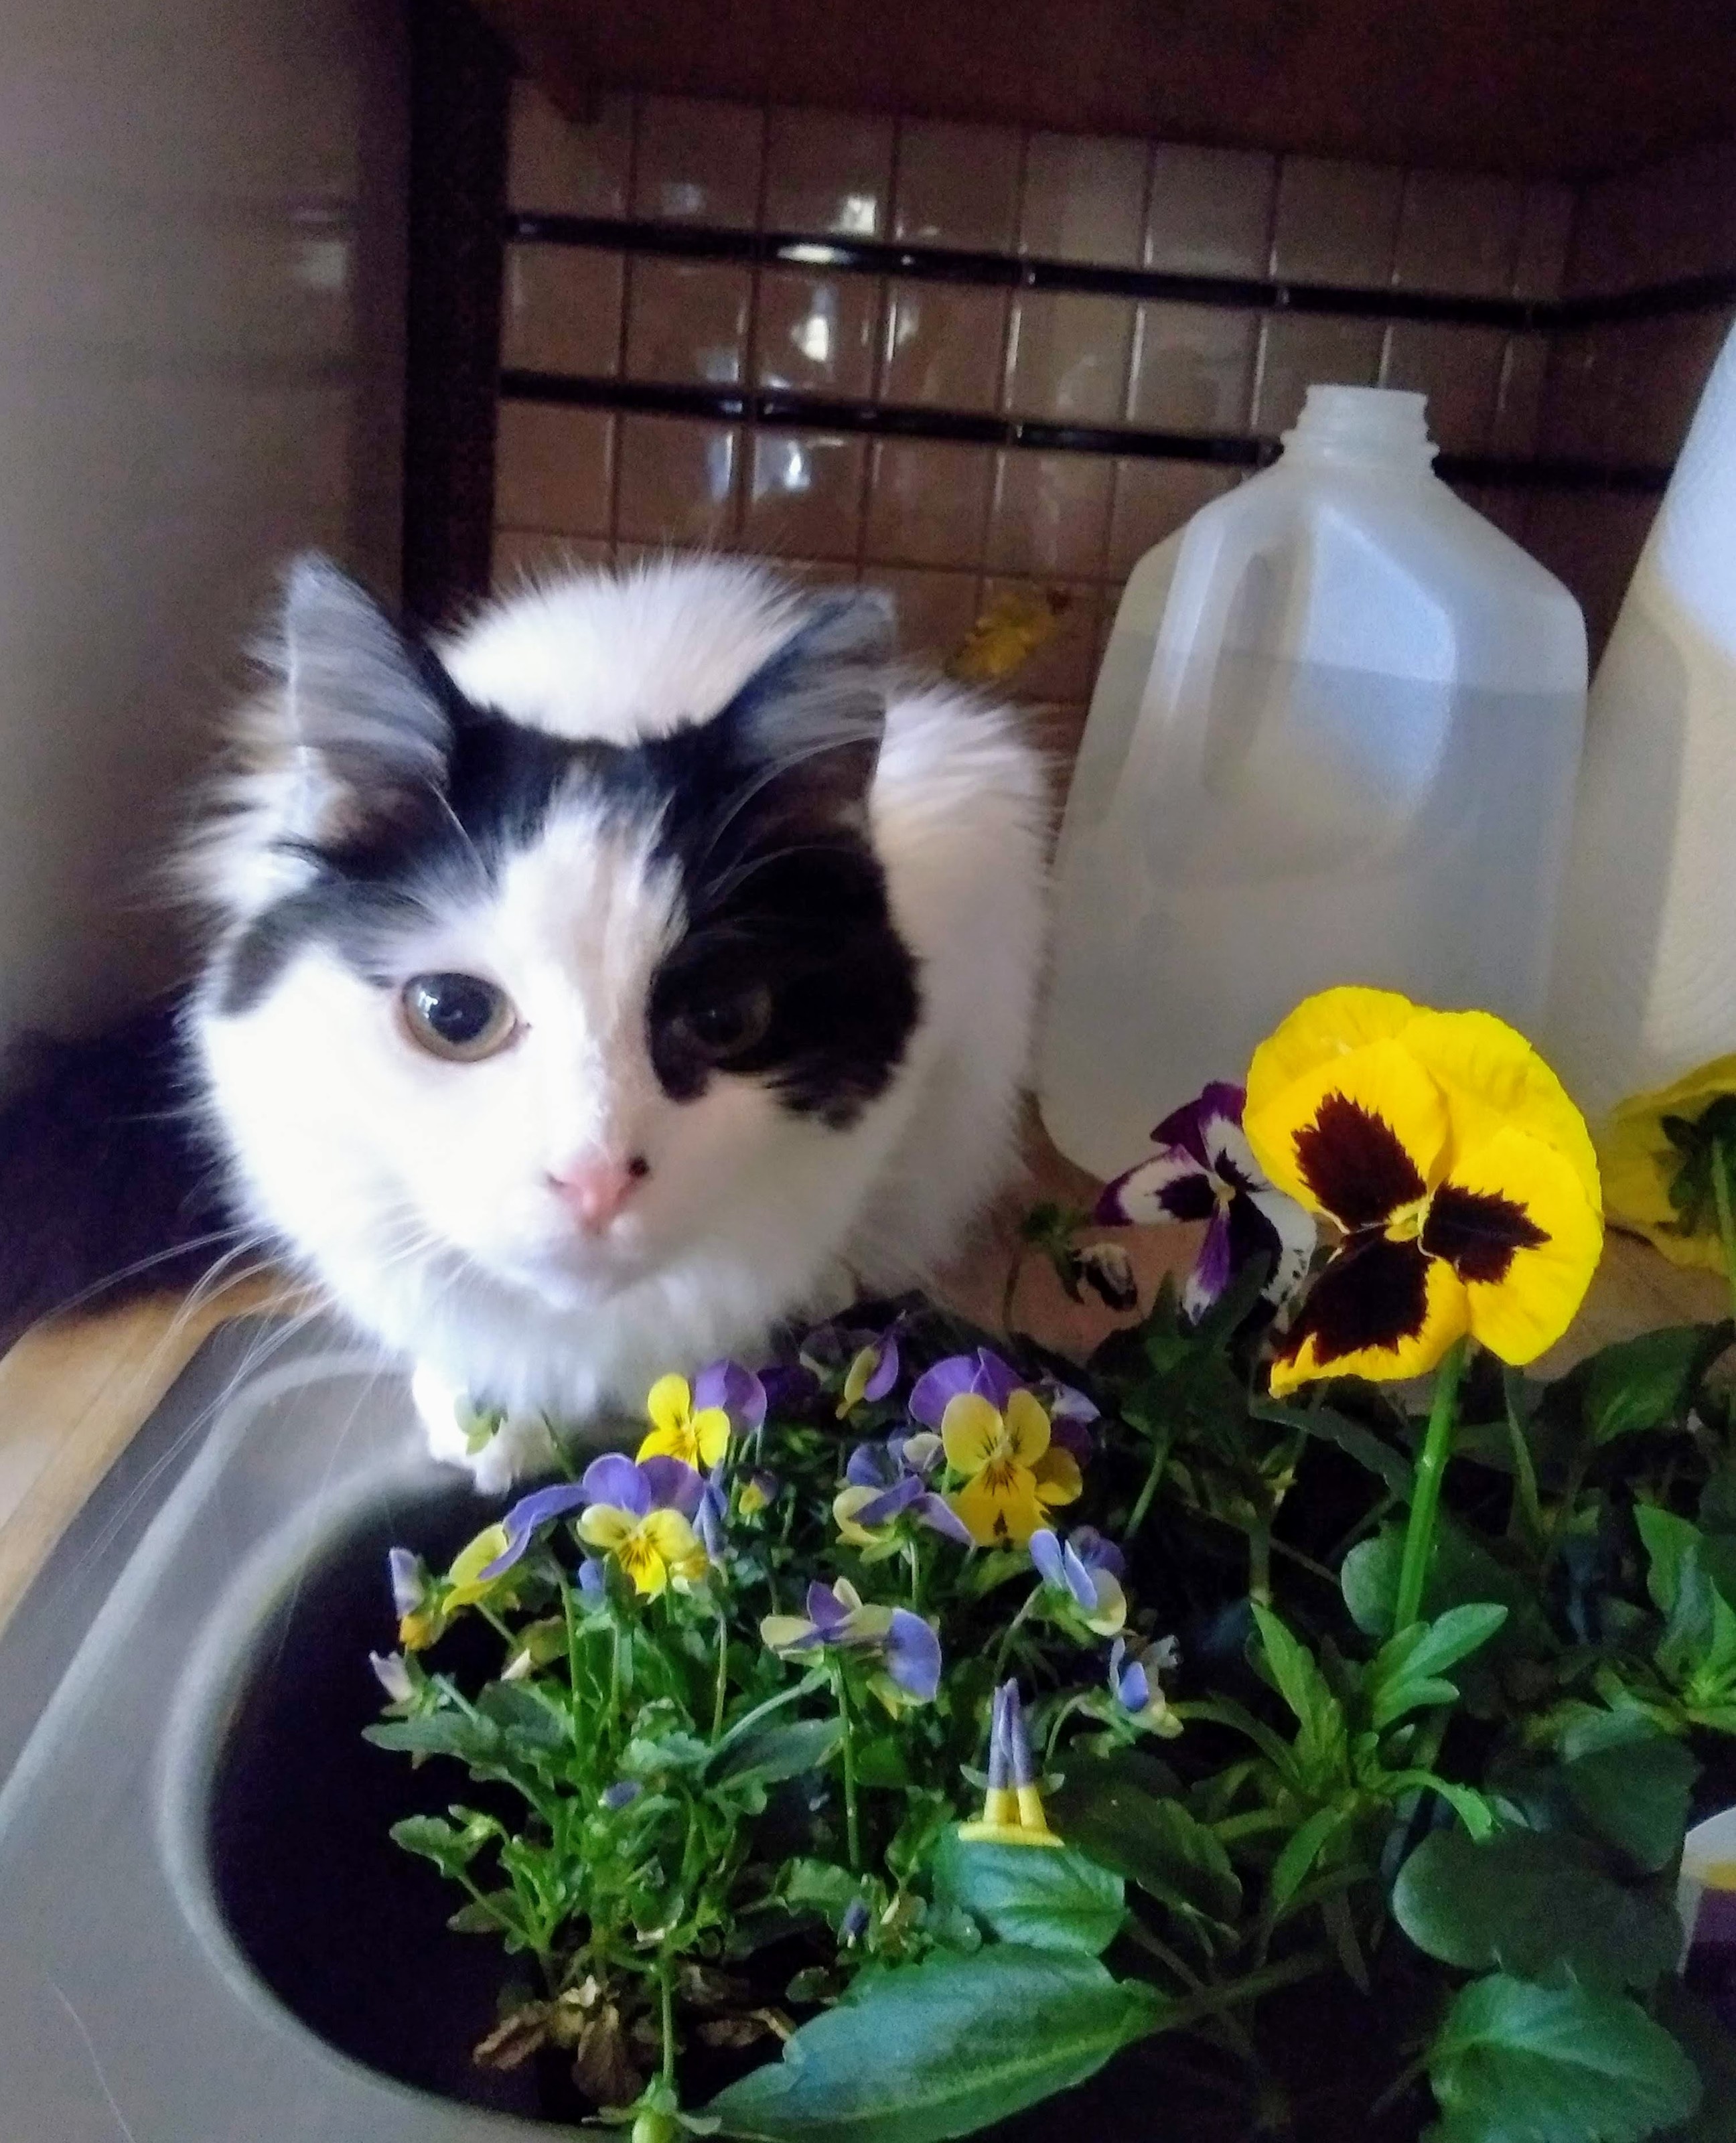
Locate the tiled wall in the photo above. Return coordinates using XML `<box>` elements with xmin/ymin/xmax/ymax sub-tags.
<box><xmin>492</xmin><ymin>84</ymin><xmax>1736</xmax><ymax>751</ymax></box>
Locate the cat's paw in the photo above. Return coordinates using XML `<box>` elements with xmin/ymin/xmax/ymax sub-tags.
<box><xmin>411</xmin><ymin>1363</ymin><xmax>559</xmax><ymax>1495</ymax></box>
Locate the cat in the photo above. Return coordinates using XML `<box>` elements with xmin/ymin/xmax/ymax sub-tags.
<box><xmin>0</xmin><ymin>554</ymin><xmax>1049</xmax><ymax>1491</ymax></box>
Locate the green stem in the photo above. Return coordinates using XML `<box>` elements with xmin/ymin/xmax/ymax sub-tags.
<box><xmin>609</xmin><ymin>1619</ymin><xmax>622</xmax><ymax>1724</ymax></box>
<box><xmin>711</xmin><ymin>1608</ymin><xmax>730</xmax><ymax>1741</ymax></box>
<box><xmin>1394</xmin><ymin>1336</ymin><xmax>1470</xmax><ymax>1631</ymax></box>
<box><xmin>830</xmin><ymin>1659</ymin><xmax>863</xmax><ymax>1872</ymax></box>
<box><xmin>1118</xmin><ymin>1915</ymin><xmax>1205</xmax><ymax>1990</ymax></box>
<box><xmin>990</xmin><ymin>1588</ymin><xmax>1039</xmax><ymax>1680</ymax></box>
<box><xmin>1500</xmin><ymin>1370</ymin><xmax>1545</xmax><ymax>1552</ymax></box>
<box><xmin>557</xmin><ymin>1570</ymin><xmax>586</xmax><ymax>1753</ymax></box>
<box><xmin>1713</xmin><ymin>1136</ymin><xmax>1736</xmax><ymax>1327</ymax></box>
<box><xmin>658</xmin><ymin>1952</ymin><xmax>677</xmax><ymax>2087</ymax></box>
<box><xmin>1125</xmin><ymin>1428</ymin><xmax>1174</xmax><ymax>1540</ymax></box>
<box><xmin>711</xmin><ymin>1670</ymin><xmax>828</xmax><ymax>1757</ymax></box>
<box><xmin>1152</xmin><ymin>1951</ymin><xmax>1333</xmax><ymax>2039</ymax></box>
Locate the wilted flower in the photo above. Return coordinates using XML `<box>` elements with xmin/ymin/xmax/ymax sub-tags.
<box><xmin>369</xmin><ymin>1649</ymin><xmax>414</xmax><ymax>1705</ymax></box>
<box><xmin>1097</xmin><ymin>1081</ymin><xmax>1316</xmax><ymax>1323</ymax></box>
<box><xmin>573</xmin><ymin>1453</ymin><xmax>708</xmax><ymax>1599</ymax></box>
<box><xmin>1069</xmin><ymin>1241</ymin><xmax>1139</xmax><ymax>1312</ymax></box>
<box><xmin>760</xmin><ymin>1579</ymin><xmax>942</xmax><ymax>1701</ymax></box>
<box><xmin>1109</xmin><ymin>1635</ymin><xmax>1182</xmax><ymax>1738</ymax></box>
<box><xmin>1244</xmin><ymin>988</ymin><xmax>1603</xmax><ymax>1393</ymax></box>
<box><xmin>958</xmin><ymin>1681</ymin><xmax>1062</xmax><ymax>1847</ymax></box>
<box><xmin>1029</xmin><ymin>1526</ymin><xmax>1127</xmax><ymax>1636</ymax></box>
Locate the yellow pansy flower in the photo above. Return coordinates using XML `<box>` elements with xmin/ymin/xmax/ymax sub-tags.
<box><xmin>942</xmin><ymin>1388</ymin><xmax>1082</xmax><ymax>1546</ymax></box>
<box><xmin>1599</xmin><ymin>1055</ymin><xmax>1736</xmax><ymax>1278</ymax></box>
<box><xmin>636</xmin><ymin>1373</ymin><xmax>731</xmax><ymax>1471</ymax></box>
<box><xmin>1244</xmin><ymin>987</ymin><xmax>1602</xmax><ymax>1394</ymax></box>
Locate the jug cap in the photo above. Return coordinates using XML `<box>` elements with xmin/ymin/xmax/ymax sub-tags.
<box><xmin>1284</xmin><ymin>385</ymin><xmax>1437</xmax><ymax>464</ymax></box>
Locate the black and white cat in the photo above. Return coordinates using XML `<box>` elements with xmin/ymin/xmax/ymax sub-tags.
<box><xmin>111</xmin><ymin>553</ymin><xmax>1045</xmax><ymax>1487</ymax></box>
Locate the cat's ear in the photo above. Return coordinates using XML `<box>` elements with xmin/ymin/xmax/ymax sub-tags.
<box><xmin>719</xmin><ymin>589</ymin><xmax>895</xmax><ymax>827</ymax></box>
<box><xmin>259</xmin><ymin>554</ymin><xmax>457</xmax><ymax>845</ymax></box>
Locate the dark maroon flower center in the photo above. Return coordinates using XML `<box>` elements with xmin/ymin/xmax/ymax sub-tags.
<box><xmin>1421</xmin><ymin>1184</ymin><xmax>1549</xmax><ymax>1284</ymax></box>
<box><xmin>1294</xmin><ymin>1094</ymin><xmax>1427</xmax><ymax>1230</ymax></box>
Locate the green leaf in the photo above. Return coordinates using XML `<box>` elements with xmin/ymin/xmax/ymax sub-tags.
<box><xmin>388</xmin><ymin>1813</ymin><xmax>479</xmax><ymax>1868</ymax></box>
<box><xmin>1394</xmin><ymin>1828</ymin><xmax>1682</xmax><ymax>1992</ymax></box>
<box><xmin>1561</xmin><ymin>1712</ymin><xmax>1698</xmax><ymax>1874</ymax></box>
<box><xmin>1581</xmin><ymin>1323</ymin><xmax>1734</xmax><ymax>1445</ymax></box>
<box><xmin>1045</xmin><ymin>1752</ymin><xmax>1240</xmax><ymax>1933</ymax></box>
<box><xmin>1251</xmin><ymin>1604</ymin><xmax>1348</xmax><ymax>1779</ymax></box>
<box><xmin>1342</xmin><ymin>1519</ymin><xmax>1548</xmax><ymax>1655</ymax></box>
<box><xmin>1638</xmin><ymin>1506</ymin><xmax>1704</xmax><ymax>1621</ymax></box>
<box><xmin>1367</xmin><ymin>1604</ymin><xmax>1509</xmax><ymax>1730</ymax></box>
<box><xmin>709</xmin><ymin>1717</ymin><xmax>844</xmax><ymax>1789</ymax></box>
<box><xmin>1252</xmin><ymin>1398</ymin><xmax>1415</xmax><ymax>1495</ymax></box>
<box><xmin>478</xmin><ymin>1681</ymin><xmax>569</xmax><ymax>1750</ymax></box>
<box><xmin>706</xmin><ymin>1946</ymin><xmax>1162</xmax><ymax>2143</ymax></box>
<box><xmin>364</xmin><ymin>1712</ymin><xmax>502</xmax><ymax>1761</ymax></box>
<box><xmin>932</xmin><ymin>1833</ymin><xmax>1125</xmax><ymax>1955</ymax></box>
<box><xmin>1427</xmin><ymin>1973</ymin><xmax>1701</xmax><ymax>2143</ymax></box>
<box><xmin>1653</xmin><ymin>1979</ymin><xmax>1736</xmax><ymax>2142</ymax></box>
<box><xmin>1268</xmin><ymin>1805</ymin><xmax>1348</xmax><ymax>1914</ymax></box>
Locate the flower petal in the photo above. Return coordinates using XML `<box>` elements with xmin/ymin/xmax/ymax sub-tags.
<box><xmin>864</xmin><ymin>1335</ymin><xmax>901</xmax><ymax>1402</ymax></box>
<box><xmin>1245</xmin><ymin>986</ymin><xmax>1423</xmax><ymax>1119</ymax></box>
<box><xmin>636</xmin><ymin>1423</ymin><xmax>690</xmax><ymax>1465</ymax></box>
<box><xmin>952</xmin><ymin>1467</ymin><xmax>1045</xmax><ymax>1546</ymax></box>
<box><xmin>1433</xmin><ymin>1124</ymin><xmax>1603</xmax><ymax>1363</ymax></box>
<box><xmin>971</xmin><ymin>1350</ymin><xmax>1025</xmax><ymax>1412</ymax></box>
<box><xmin>762</xmin><ymin>1613</ymin><xmax>821</xmax><ymax>1652</ymax></box>
<box><xmin>1084</xmin><ymin>1569</ymin><xmax>1127</xmax><ymax>1637</ymax></box>
<box><xmin>884</xmin><ymin>1610</ymin><xmax>942</xmax><ymax>1701</ymax></box>
<box><xmin>695</xmin><ymin>1359</ymin><xmax>767</xmax><ymax>1432</ymax></box>
<box><xmin>641</xmin><ymin>1508</ymin><xmax>703</xmax><ymax>1570</ymax></box>
<box><xmin>1246</xmin><ymin>1037</ymin><xmax>1449</xmax><ymax>1227</ymax></box>
<box><xmin>1095</xmin><ymin>1149</ymin><xmax>1214</xmax><ymax>1226</ymax></box>
<box><xmin>1245</xmin><ymin>1183</ymin><xmax>1319</xmax><ymax>1304</ymax></box>
<box><xmin>1031</xmin><ymin>1447</ymin><xmax>1083</xmax><ymax>1508</ymax></box>
<box><xmin>1183</xmin><ymin>1207</ymin><xmax>1236</xmax><ymax>1321</ymax></box>
<box><xmin>941</xmin><ymin>1391</ymin><xmax>1004</xmax><ymax>1475</ymax></box>
<box><xmin>807</xmin><ymin>1580</ymin><xmax>851</xmax><ymax>1632</ymax></box>
<box><xmin>581</xmin><ymin>1451</ymin><xmax>650</xmax><ymax>1516</ymax></box>
<box><xmin>1070</xmin><ymin>1528</ymin><xmax>1124</xmax><ymax>1577</ymax></box>
<box><xmin>909</xmin><ymin>1355</ymin><xmax>980</xmax><ymax>1428</ymax></box>
<box><xmin>855</xmin><ymin>1472</ymin><xmax>926</xmax><ymax>1527</ymax></box>
<box><xmin>480</xmin><ymin>1482</ymin><xmax>589</xmax><ymax>1578</ymax></box>
<box><xmin>1271</xmin><ymin>1236</ymin><xmax>1469</xmax><ymax>1394</ymax></box>
<box><xmin>1149</xmin><ymin>1085</ymin><xmax>1243</xmax><ymax>1166</ymax></box>
<box><xmin>1059</xmin><ymin>1540</ymin><xmax>1099</xmax><ymax>1610</ymax></box>
<box><xmin>1403</xmin><ymin>1006</ymin><xmax>1600</xmax><ymax>1205</ymax></box>
<box><xmin>640</xmin><ymin>1455</ymin><xmax>704</xmax><ymax>1516</ymax></box>
<box><xmin>1028</xmin><ymin>1528</ymin><xmax>1066</xmax><ymax>1588</ymax></box>
<box><xmin>578</xmin><ymin>1503</ymin><xmax>635</xmax><ymax>1552</ymax></box>
<box><xmin>895</xmin><ymin>1429</ymin><xmax>944</xmax><ymax>1477</ymax></box>
<box><xmin>447</xmin><ymin>1524</ymin><xmax>511</xmax><ymax>1598</ymax></box>
<box><xmin>615</xmin><ymin>1525</ymin><xmax>671</xmax><ymax>1597</ymax></box>
<box><xmin>691</xmin><ymin>1408</ymin><xmax>731</xmax><ymax>1469</ymax></box>
<box><xmin>1002</xmin><ymin>1389</ymin><xmax>1053</xmax><ymax>1467</ymax></box>
<box><xmin>646</xmin><ymin>1373</ymin><xmax>693</xmax><ymax>1440</ymax></box>
<box><xmin>914</xmin><ymin>1493</ymin><xmax>973</xmax><ymax>1544</ymax></box>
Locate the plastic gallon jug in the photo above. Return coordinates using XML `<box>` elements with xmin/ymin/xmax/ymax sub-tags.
<box><xmin>1038</xmin><ymin>385</ymin><xmax>1587</xmax><ymax>1178</ymax></box>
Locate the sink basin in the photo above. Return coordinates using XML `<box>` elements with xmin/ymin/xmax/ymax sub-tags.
<box><xmin>0</xmin><ymin>1315</ymin><xmax>566</xmax><ymax>2141</ymax></box>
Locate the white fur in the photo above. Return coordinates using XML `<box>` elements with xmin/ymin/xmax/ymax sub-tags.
<box><xmin>192</xmin><ymin>558</ymin><xmax>1049</xmax><ymax>1481</ymax></box>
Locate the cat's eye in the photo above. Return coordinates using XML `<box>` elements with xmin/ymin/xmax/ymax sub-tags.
<box><xmin>399</xmin><ymin>972</ymin><xmax>520</xmax><ymax>1062</ymax></box>
<box><xmin>670</xmin><ymin>983</ymin><xmax>774</xmax><ymax>1063</ymax></box>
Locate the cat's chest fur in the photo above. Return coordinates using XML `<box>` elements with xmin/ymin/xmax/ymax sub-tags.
<box><xmin>191</xmin><ymin>557</ymin><xmax>1048</xmax><ymax>1481</ymax></box>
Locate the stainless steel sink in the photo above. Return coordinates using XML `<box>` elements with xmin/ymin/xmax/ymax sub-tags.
<box><xmin>0</xmin><ymin>1314</ymin><xmax>564</xmax><ymax>2142</ymax></box>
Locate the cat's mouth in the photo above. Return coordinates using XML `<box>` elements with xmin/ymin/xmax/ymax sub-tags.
<box><xmin>485</xmin><ymin>1232</ymin><xmax>664</xmax><ymax>1309</ymax></box>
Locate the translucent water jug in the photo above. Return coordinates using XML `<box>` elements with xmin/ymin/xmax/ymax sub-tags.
<box><xmin>1038</xmin><ymin>385</ymin><xmax>1588</xmax><ymax>1178</ymax></box>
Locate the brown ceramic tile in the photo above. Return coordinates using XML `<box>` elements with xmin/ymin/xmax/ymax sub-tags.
<box><xmin>1127</xmin><ymin>303</ymin><xmax>1258</xmax><ymax>434</ymax></box>
<box><xmin>863</xmin><ymin>437</ymin><xmax>995</xmax><ymax>568</ymax></box>
<box><xmin>1143</xmin><ymin>145</ymin><xmax>1277</xmax><ymax>279</ymax></box>
<box><xmin>1615</xmin><ymin>309</ymin><xmax>1733</xmax><ymax>465</ymax></box>
<box><xmin>753</xmin><ymin>268</ymin><xmax>879</xmax><ymax>396</ymax></box>
<box><xmin>492</xmin><ymin>529</ymin><xmax>613</xmax><ymax>589</ymax></box>
<box><xmin>1271</xmin><ymin>156</ymin><xmax>1402</xmax><ymax>287</ymax></box>
<box><xmin>1538</xmin><ymin>328</ymin><xmax>1617</xmax><ymax>462</ymax></box>
<box><xmin>1490</xmin><ymin>334</ymin><xmax>1549</xmax><ymax>459</ymax></box>
<box><xmin>985</xmin><ymin>450</ymin><xmax>1114</xmax><ymax>579</ymax></box>
<box><xmin>1524</xmin><ymin>490</ymin><xmax>1658</xmax><ymax>658</ymax></box>
<box><xmin>1019</xmin><ymin>132</ymin><xmax>1149</xmax><ymax>267</ymax></box>
<box><xmin>861</xmin><ymin>565</ymin><xmax>982</xmax><ymax>664</ymax></box>
<box><xmin>880</xmin><ymin>280</ymin><xmax>1009</xmax><ymax>412</ymax></box>
<box><xmin>769</xmin><ymin>557</ymin><xmax>860</xmax><ymax>591</ymax></box>
<box><xmin>1253</xmin><ymin>315</ymin><xmax>1386</xmax><ymax>435</ymax></box>
<box><xmin>1380</xmin><ymin>321</ymin><xmax>1508</xmax><ymax>455</ymax></box>
<box><xmin>500</xmin><ymin>244</ymin><xmax>623</xmax><ymax>378</ymax></box>
<box><xmin>764</xmin><ymin>107</ymin><xmax>894</xmax><ymax>238</ymax></box>
<box><xmin>741</xmin><ymin>430</ymin><xmax>867</xmax><ymax>559</ymax></box>
<box><xmin>1514</xmin><ymin>183</ymin><xmax>1575</xmax><ymax>301</ymax></box>
<box><xmin>616</xmin><ymin>415</ymin><xmax>741</xmax><ymax>547</ymax></box>
<box><xmin>625</xmin><ymin>257</ymin><xmax>753</xmax><ymax>387</ymax></box>
<box><xmin>1452</xmin><ymin>486</ymin><xmax>1531</xmax><ymax>550</ymax></box>
<box><xmin>977</xmin><ymin>579</ymin><xmax>1100</xmax><ymax>700</ymax></box>
<box><xmin>1028</xmin><ymin>701</ymin><xmax>1090</xmax><ymax>793</ymax></box>
<box><xmin>632</xmin><ymin>96</ymin><xmax>763</xmax><ymax>228</ymax></box>
<box><xmin>1004</xmin><ymin>291</ymin><xmax>1136</xmax><ymax>425</ymax></box>
<box><xmin>508</xmin><ymin>82</ymin><xmax>632</xmax><ymax>218</ymax></box>
<box><xmin>892</xmin><ymin>119</ymin><xmax>1023</xmax><ymax>252</ymax></box>
<box><xmin>494</xmin><ymin>404</ymin><xmax>616</xmax><ymax>534</ymax></box>
<box><xmin>1391</xmin><ymin>171</ymin><xmax>1522</xmax><ymax>297</ymax></box>
<box><xmin>1106</xmin><ymin>458</ymin><xmax>1238</xmax><ymax>579</ymax></box>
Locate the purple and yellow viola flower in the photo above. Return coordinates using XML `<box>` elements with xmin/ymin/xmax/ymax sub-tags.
<box><xmin>833</xmin><ymin>1451</ymin><xmax>973</xmax><ymax>1556</ymax></box>
<box><xmin>392</xmin><ymin>1525</ymin><xmax>514</xmax><ymax>1651</ymax></box>
<box><xmin>1243</xmin><ymin>987</ymin><xmax>1603</xmax><ymax>1394</ymax></box>
<box><xmin>1109</xmin><ymin>1634</ymin><xmax>1183</xmax><ymax>1739</ymax></box>
<box><xmin>1096</xmin><ymin>1080</ymin><xmax>1315</xmax><ymax>1322</ymax></box>
<box><xmin>958</xmin><ymin>1681</ymin><xmax>1062</xmax><ymax>1848</ymax></box>
<box><xmin>568</xmin><ymin>1452</ymin><xmax>709</xmax><ymax>1599</ymax></box>
<box><xmin>760</xmin><ymin>1578</ymin><xmax>942</xmax><ymax>1701</ymax></box>
<box><xmin>837</xmin><ymin>1332</ymin><xmax>901</xmax><ymax>1418</ymax></box>
<box><xmin>1029</xmin><ymin>1525</ymin><xmax>1127</xmax><ymax>1636</ymax></box>
<box><xmin>636</xmin><ymin>1359</ymin><xmax>766</xmax><ymax>1471</ymax></box>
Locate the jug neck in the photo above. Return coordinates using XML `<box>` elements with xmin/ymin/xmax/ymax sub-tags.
<box><xmin>1279</xmin><ymin>386</ymin><xmax>1438</xmax><ymax>474</ymax></box>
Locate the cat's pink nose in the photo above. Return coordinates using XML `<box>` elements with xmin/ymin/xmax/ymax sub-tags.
<box><xmin>548</xmin><ymin>1153</ymin><xmax>649</xmax><ymax>1234</ymax></box>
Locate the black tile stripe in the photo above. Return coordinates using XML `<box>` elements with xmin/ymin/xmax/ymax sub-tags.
<box><xmin>498</xmin><ymin>368</ymin><xmax>1671</xmax><ymax>493</ymax></box>
<box><xmin>506</xmin><ymin>212</ymin><xmax>1736</xmax><ymax>332</ymax></box>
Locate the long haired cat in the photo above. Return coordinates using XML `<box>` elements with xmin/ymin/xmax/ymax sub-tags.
<box><xmin>4</xmin><ymin>555</ymin><xmax>1045</xmax><ymax>1487</ymax></box>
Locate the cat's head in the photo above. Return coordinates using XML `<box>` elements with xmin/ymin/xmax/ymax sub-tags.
<box><xmin>194</xmin><ymin>557</ymin><xmax>920</xmax><ymax>1310</ymax></box>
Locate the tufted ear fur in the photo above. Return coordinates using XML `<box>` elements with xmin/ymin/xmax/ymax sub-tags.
<box><xmin>259</xmin><ymin>554</ymin><xmax>461</xmax><ymax>849</ymax></box>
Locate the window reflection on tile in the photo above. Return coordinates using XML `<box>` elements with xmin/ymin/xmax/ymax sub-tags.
<box><xmin>892</xmin><ymin>120</ymin><xmax>1022</xmax><ymax>252</ymax></box>
<box><xmin>863</xmin><ymin>438</ymin><xmax>995</xmax><ymax>567</ymax></box>
<box><xmin>500</xmin><ymin>245</ymin><xmax>623</xmax><ymax>378</ymax></box>
<box><xmin>1271</xmin><ymin>157</ymin><xmax>1402</xmax><ymax>287</ymax></box>
<box><xmin>985</xmin><ymin>450</ymin><xmax>1114</xmax><ymax>579</ymax></box>
<box><xmin>494</xmin><ymin>404</ymin><xmax>616</xmax><ymax>534</ymax></box>
<box><xmin>492</xmin><ymin>529</ymin><xmax>612</xmax><ymax>590</ymax></box>
<box><xmin>625</xmin><ymin>258</ymin><xmax>752</xmax><ymax>386</ymax></box>
<box><xmin>862</xmin><ymin>564</ymin><xmax>982</xmax><ymax>665</ymax></box>
<box><xmin>1019</xmin><ymin>133</ymin><xmax>1149</xmax><ymax>266</ymax></box>
<box><xmin>753</xmin><ymin>269</ymin><xmax>879</xmax><ymax>396</ymax></box>
<box><xmin>1382</xmin><ymin>321</ymin><xmax>1507</xmax><ymax>455</ymax></box>
<box><xmin>1004</xmin><ymin>292</ymin><xmax>1135</xmax><ymax>425</ymax></box>
<box><xmin>616</xmin><ymin>415</ymin><xmax>741</xmax><ymax>546</ymax></box>
<box><xmin>1144</xmin><ymin>145</ymin><xmax>1277</xmax><ymax>278</ymax></box>
<box><xmin>741</xmin><ymin>430</ymin><xmax>867</xmax><ymax>559</ymax></box>
<box><xmin>764</xmin><ymin>108</ymin><xmax>893</xmax><ymax>238</ymax></box>
<box><xmin>1106</xmin><ymin>458</ymin><xmax>1237</xmax><ymax>579</ymax></box>
<box><xmin>632</xmin><ymin>96</ymin><xmax>763</xmax><ymax>228</ymax></box>
<box><xmin>508</xmin><ymin>82</ymin><xmax>634</xmax><ymax>218</ymax></box>
<box><xmin>1253</xmin><ymin>315</ymin><xmax>1386</xmax><ymax>435</ymax></box>
<box><xmin>1491</xmin><ymin>334</ymin><xmax>1548</xmax><ymax>458</ymax></box>
<box><xmin>977</xmin><ymin>578</ymin><xmax>1100</xmax><ymax>700</ymax></box>
<box><xmin>881</xmin><ymin>280</ymin><xmax>1009</xmax><ymax>411</ymax></box>
<box><xmin>1127</xmin><ymin>303</ymin><xmax>1258</xmax><ymax>434</ymax></box>
<box><xmin>1392</xmin><ymin>171</ymin><xmax>1522</xmax><ymax>297</ymax></box>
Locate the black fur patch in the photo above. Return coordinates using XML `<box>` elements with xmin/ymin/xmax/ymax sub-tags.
<box><xmin>218</xmin><ymin>566</ymin><xmax>919</xmax><ymax>1127</ymax></box>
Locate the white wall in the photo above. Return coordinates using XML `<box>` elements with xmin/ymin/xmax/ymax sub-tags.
<box><xmin>0</xmin><ymin>0</ymin><xmax>406</xmax><ymax>1041</ymax></box>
